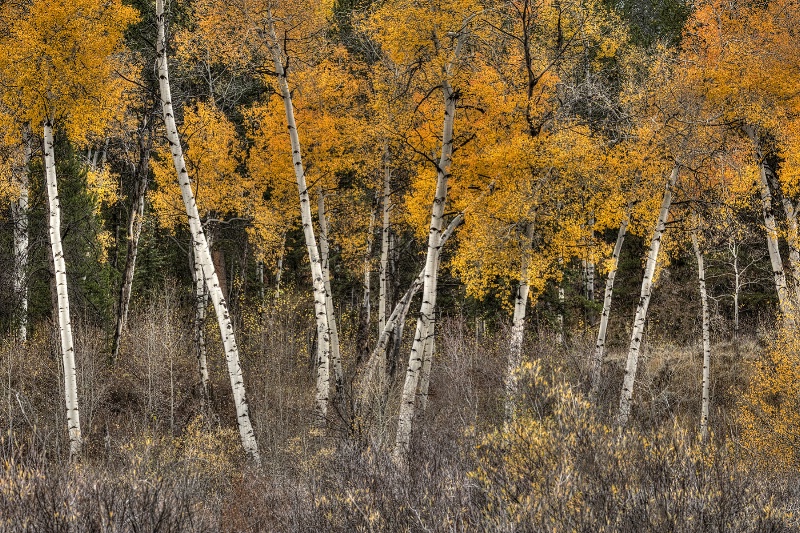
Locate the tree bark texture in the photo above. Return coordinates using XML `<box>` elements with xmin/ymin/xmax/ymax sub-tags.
<box><xmin>44</xmin><ymin>120</ymin><xmax>82</xmax><ymax>458</ymax></box>
<box><xmin>318</xmin><ymin>191</ymin><xmax>343</xmax><ymax>395</ymax></box>
<box><xmin>393</xmin><ymin>77</ymin><xmax>459</xmax><ymax>461</ymax></box>
<box><xmin>591</xmin><ymin>213</ymin><xmax>629</xmax><ymax>400</ymax></box>
<box><xmin>618</xmin><ymin>164</ymin><xmax>679</xmax><ymax>427</ymax></box>
<box><xmin>156</xmin><ymin>0</ymin><xmax>260</xmax><ymax>463</ymax></box>
<box><xmin>266</xmin><ymin>10</ymin><xmax>331</xmax><ymax>423</ymax></box>
<box><xmin>692</xmin><ymin>231</ymin><xmax>711</xmax><ymax>441</ymax></box>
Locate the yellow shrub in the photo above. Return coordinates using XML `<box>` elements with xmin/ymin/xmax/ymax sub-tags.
<box><xmin>738</xmin><ymin>321</ymin><xmax>800</xmax><ymax>471</ymax></box>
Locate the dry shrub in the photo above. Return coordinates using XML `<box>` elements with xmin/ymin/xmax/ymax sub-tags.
<box><xmin>473</xmin><ymin>360</ymin><xmax>798</xmax><ymax>532</ymax></box>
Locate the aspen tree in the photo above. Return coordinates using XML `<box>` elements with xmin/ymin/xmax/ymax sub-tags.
<box><xmin>0</xmin><ymin>0</ymin><xmax>138</xmax><ymax>458</ymax></box>
<box><xmin>618</xmin><ymin>164</ymin><xmax>680</xmax><ymax>427</ymax></box>
<box><xmin>747</xmin><ymin>126</ymin><xmax>794</xmax><ymax>319</ymax></box>
<box><xmin>44</xmin><ymin>120</ymin><xmax>82</xmax><ymax>457</ymax></box>
<box><xmin>355</xmin><ymin>214</ymin><xmax>464</xmax><ymax>430</ymax></box>
<box><xmin>263</xmin><ymin>12</ymin><xmax>332</xmax><ymax>423</ymax></box>
<box><xmin>393</xmin><ymin>47</ymin><xmax>469</xmax><ymax>462</ymax></box>
<box><xmin>691</xmin><ymin>227</ymin><xmax>711</xmax><ymax>441</ymax></box>
<box><xmin>155</xmin><ymin>0</ymin><xmax>260</xmax><ymax>463</ymax></box>
<box><xmin>505</xmin><ymin>222</ymin><xmax>536</xmax><ymax>423</ymax></box>
<box><xmin>591</xmin><ymin>212</ymin><xmax>629</xmax><ymax>399</ymax></box>
<box><xmin>318</xmin><ymin>190</ymin><xmax>343</xmax><ymax>395</ymax></box>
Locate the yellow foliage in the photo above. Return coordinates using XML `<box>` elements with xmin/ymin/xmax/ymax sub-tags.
<box><xmin>0</xmin><ymin>0</ymin><xmax>138</xmax><ymax>141</ymax></box>
<box><xmin>150</xmin><ymin>101</ymin><xmax>248</xmax><ymax>230</ymax></box>
<box><xmin>739</xmin><ymin>314</ymin><xmax>800</xmax><ymax>472</ymax></box>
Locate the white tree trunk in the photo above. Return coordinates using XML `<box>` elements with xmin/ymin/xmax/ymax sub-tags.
<box><xmin>156</xmin><ymin>0</ymin><xmax>260</xmax><ymax>463</ymax></box>
<box><xmin>44</xmin><ymin>120</ymin><xmax>82</xmax><ymax>458</ymax></box>
<box><xmin>355</xmin><ymin>214</ymin><xmax>464</xmax><ymax>432</ymax></box>
<box><xmin>745</xmin><ymin>125</ymin><xmax>792</xmax><ymax>320</ymax></box>
<box><xmin>193</xmin><ymin>235</ymin><xmax>210</xmax><ymax>396</ymax></box>
<box><xmin>318</xmin><ymin>191</ymin><xmax>343</xmax><ymax>395</ymax></box>
<box><xmin>265</xmin><ymin>10</ymin><xmax>331</xmax><ymax>422</ymax></box>
<box><xmin>692</xmin><ymin>231</ymin><xmax>711</xmax><ymax>441</ymax></box>
<box><xmin>591</xmin><ymin>214</ymin><xmax>629</xmax><ymax>399</ymax></box>
<box><xmin>505</xmin><ymin>223</ymin><xmax>535</xmax><ymax>423</ymax></box>
<box><xmin>417</xmin><ymin>243</ymin><xmax>446</xmax><ymax>418</ymax></box>
<box><xmin>379</xmin><ymin>151</ymin><xmax>392</xmax><ymax>333</ymax></box>
<box><xmin>618</xmin><ymin>164</ymin><xmax>679</xmax><ymax>427</ymax></box>
<box><xmin>393</xmin><ymin>76</ymin><xmax>459</xmax><ymax>461</ymax></box>
<box><xmin>11</xmin><ymin>130</ymin><xmax>31</xmax><ymax>343</ymax></box>
<box><xmin>556</xmin><ymin>281</ymin><xmax>565</xmax><ymax>345</ymax></box>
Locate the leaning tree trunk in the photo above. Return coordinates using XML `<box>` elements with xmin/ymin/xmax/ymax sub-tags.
<box><xmin>591</xmin><ymin>212</ymin><xmax>629</xmax><ymax>400</ymax></box>
<box><xmin>618</xmin><ymin>164</ymin><xmax>679</xmax><ymax>427</ymax></box>
<box><xmin>193</xmin><ymin>234</ymin><xmax>210</xmax><ymax>397</ymax></box>
<box><xmin>44</xmin><ymin>120</ymin><xmax>82</xmax><ymax>458</ymax></box>
<box><xmin>111</xmin><ymin>113</ymin><xmax>154</xmax><ymax>363</ymax></box>
<box><xmin>745</xmin><ymin>125</ymin><xmax>792</xmax><ymax>320</ymax></box>
<box><xmin>393</xmin><ymin>74</ymin><xmax>461</xmax><ymax>462</ymax></box>
<box><xmin>355</xmin><ymin>214</ymin><xmax>464</xmax><ymax>432</ymax></box>
<box><xmin>692</xmin><ymin>230</ymin><xmax>711</xmax><ymax>441</ymax></box>
<box><xmin>504</xmin><ymin>222</ymin><xmax>535</xmax><ymax>424</ymax></box>
<box><xmin>156</xmin><ymin>0</ymin><xmax>260</xmax><ymax>463</ymax></box>
<box><xmin>11</xmin><ymin>129</ymin><xmax>31</xmax><ymax>343</ymax></box>
<box><xmin>379</xmin><ymin>150</ymin><xmax>392</xmax><ymax>334</ymax></box>
<box><xmin>266</xmin><ymin>9</ymin><xmax>331</xmax><ymax>423</ymax></box>
<box><xmin>318</xmin><ymin>191</ymin><xmax>343</xmax><ymax>395</ymax></box>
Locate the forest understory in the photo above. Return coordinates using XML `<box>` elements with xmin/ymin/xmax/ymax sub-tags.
<box><xmin>1</xmin><ymin>288</ymin><xmax>798</xmax><ymax>532</ymax></box>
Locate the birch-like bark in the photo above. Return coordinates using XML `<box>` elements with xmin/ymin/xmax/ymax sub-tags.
<box><xmin>112</xmin><ymin>115</ymin><xmax>154</xmax><ymax>363</ymax></box>
<box><xmin>11</xmin><ymin>130</ymin><xmax>31</xmax><ymax>343</ymax></box>
<box><xmin>556</xmin><ymin>279</ymin><xmax>565</xmax><ymax>345</ymax></box>
<box><xmin>393</xmin><ymin>69</ymin><xmax>462</xmax><ymax>460</ymax></box>
<box><xmin>769</xmin><ymin>176</ymin><xmax>800</xmax><ymax>304</ymax></box>
<box><xmin>505</xmin><ymin>223</ymin><xmax>535</xmax><ymax>423</ymax></box>
<box><xmin>745</xmin><ymin>125</ymin><xmax>792</xmax><ymax>319</ymax></box>
<box><xmin>266</xmin><ymin>10</ymin><xmax>331</xmax><ymax>422</ymax></box>
<box><xmin>193</xmin><ymin>235</ymin><xmax>210</xmax><ymax>396</ymax></box>
<box><xmin>692</xmin><ymin>231</ymin><xmax>711</xmax><ymax>441</ymax></box>
<box><xmin>156</xmin><ymin>0</ymin><xmax>259</xmax><ymax>462</ymax></box>
<box><xmin>591</xmin><ymin>213</ymin><xmax>629</xmax><ymax>400</ymax></box>
<box><xmin>44</xmin><ymin>120</ymin><xmax>82</xmax><ymax>457</ymax></box>
<box><xmin>379</xmin><ymin>151</ymin><xmax>392</xmax><ymax>333</ymax></box>
<box><xmin>417</xmin><ymin>240</ymin><xmax>448</xmax><ymax>417</ymax></box>
<box><xmin>618</xmin><ymin>164</ymin><xmax>679</xmax><ymax>427</ymax></box>
<box><xmin>318</xmin><ymin>191</ymin><xmax>343</xmax><ymax>395</ymax></box>
<box><xmin>356</xmin><ymin>214</ymin><xmax>463</xmax><ymax>426</ymax></box>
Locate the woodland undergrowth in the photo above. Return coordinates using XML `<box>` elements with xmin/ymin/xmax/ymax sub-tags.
<box><xmin>0</xmin><ymin>289</ymin><xmax>797</xmax><ymax>532</ymax></box>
